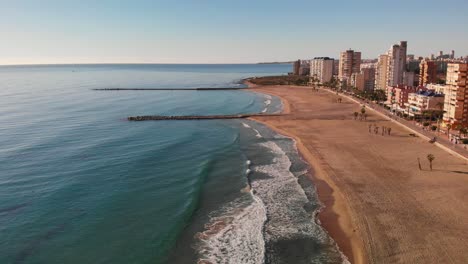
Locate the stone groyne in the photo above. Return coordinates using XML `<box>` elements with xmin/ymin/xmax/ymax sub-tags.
<box><xmin>128</xmin><ymin>114</ymin><xmax>282</xmax><ymax>121</ymax></box>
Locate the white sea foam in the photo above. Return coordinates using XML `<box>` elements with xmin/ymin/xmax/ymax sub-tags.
<box><xmin>261</xmin><ymin>108</ymin><xmax>267</xmax><ymax>113</ymax></box>
<box><xmin>197</xmin><ymin>192</ymin><xmax>267</xmax><ymax>264</ymax></box>
<box><xmin>251</xmin><ymin>137</ymin><xmax>344</xmax><ymax>262</ymax></box>
<box><xmin>242</xmin><ymin>122</ymin><xmax>262</xmax><ymax>138</ymax></box>
<box><xmin>246</xmin><ymin>160</ymin><xmax>251</xmax><ymax>166</ymax></box>
<box><xmin>253</xmin><ymin>129</ymin><xmax>262</xmax><ymax>138</ymax></box>
<box><xmin>198</xmin><ymin>125</ymin><xmax>345</xmax><ymax>263</ymax></box>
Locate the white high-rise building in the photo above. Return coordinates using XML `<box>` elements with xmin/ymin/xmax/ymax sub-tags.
<box><xmin>310</xmin><ymin>57</ymin><xmax>334</xmax><ymax>83</ymax></box>
<box><xmin>386</xmin><ymin>41</ymin><xmax>407</xmax><ymax>86</ymax></box>
<box><xmin>375</xmin><ymin>54</ymin><xmax>389</xmax><ymax>90</ymax></box>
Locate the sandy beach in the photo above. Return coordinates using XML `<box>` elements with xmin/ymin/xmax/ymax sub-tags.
<box><xmin>249</xmin><ymin>84</ymin><xmax>468</xmax><ymax>264</ymax></box>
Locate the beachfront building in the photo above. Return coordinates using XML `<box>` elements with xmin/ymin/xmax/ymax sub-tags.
<box><xmin>375</xmin><ymin>54</ymin><xmax>389</xmax><ymax>90</ymax></box>
<box><xmin>310</xmin><ymin>57</ymin><xmax>334</xmax><ymax>83</ymax></box>
<box><xmin>375</xmin><ymin>41</ymin><xmax>408</xmax><ymax>88</ymax></box>
<box><xmin>406</xmin><ymin>90</ymin><xmax>445</xmax><ymax>117</ymax></box>
<box><xmin>338</xmin><ymin>49</ymin><xmax>361</xmax><ymax>84</ymax></box>
<box><xmin>419</xmin><ymin>60</ymin><xmax>438</xmax><ymax>86</ymax></box>
<box><xmin>333</xmin><ymin>60</ymin><xmax>339</xmax><ymax>76</ymax></box>
<box><xmin>292</xmin><ymin>59</ymin><xmax>310</xmax><ymax>76</ymax></box>
<box><xmin>386</xmin><ymin>84</ymin><xmax>417</xmax><ymax>112</ymax></box>
<box><xmin>426</xmin><ymin>83</ymin><xmax>446</xmax><ymax>94</ymax></box>
<box><xmin>386</xmin><ymin>41</ymin><xmax>408</xmax><ymax>86</ymax></box>
<box><xmin>443</xmin><ymin>63</ymin><xmax>468</xmax><ymax>126</ymax></box>
<box><xmin>299</xmin><ymin>60</ymin><xmax>311</xmax><ymax>76</ymax></box>
<box><xmin>293</xmin><ymin>60</ymin><xmax>301</xmax><ymax>75</ymax></box>
<box><xmin>351</xmin><ymin>67</ymin><xmax>375</xmax><ymax>92</ymax></box>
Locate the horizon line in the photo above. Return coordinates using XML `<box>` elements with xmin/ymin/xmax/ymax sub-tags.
<box><xmin>0</xmin><ymin>62</ymin><xmax>295</xmax><ymax>67</ymax></box>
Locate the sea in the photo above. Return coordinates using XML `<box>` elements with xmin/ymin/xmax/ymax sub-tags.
<box><xmin>0</xmin><ymin>64</ymin><xmax>345</xmax><ymax>264</ymax></box>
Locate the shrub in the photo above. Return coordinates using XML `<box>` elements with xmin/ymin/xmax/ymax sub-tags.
<box><xmin>463</xmin><ymin>139</ymin><xmax>468</xmax><ymax>144</ymax></box>
<box><xmin>423</xmin><ymin>122</ymin><xmax>430</xmax><ymax>127</ymax></box>
<box><xmin>431</xmin><ymin>125</ymin><xmax>437</xmax><ymax>131</ymax></box>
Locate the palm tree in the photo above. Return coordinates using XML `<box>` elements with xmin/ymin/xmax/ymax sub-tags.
<box><xmin>427</xmin><ymin>154</ymin><xmax>435</xmax><ymax>171</ymax></box>
<box><xmin>446</xmin><ymin>123</ymin><xmax>452</xmax><ymax>137</ymax></box>
<box><xmin>435</xmin><ymin>102</ymin><xmax>444</xmax><ymax>132</ymax></box>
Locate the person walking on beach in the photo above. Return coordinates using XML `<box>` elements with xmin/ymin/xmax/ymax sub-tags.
<box><xmin>382</xmin><ymin>126</ymin><xmax>385</xmax><ymax>136</ymax></box>
<box><xmin>375</xmin><ymin>127</ymin><xmax>379</xmax><ymax>135</ymax></box>
<box><xmin>369</xmin><ymin>124</ymin><xmax>372</xmax><ymax>133</ymax></box>
<box><xmin>388</xmin><ymin>127</ymin><xmax>392</xmax><ymax>135</ymax></box>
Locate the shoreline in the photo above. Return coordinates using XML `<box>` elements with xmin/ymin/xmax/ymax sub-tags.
<box><xmin>245</xmin><ymin>81</ymin><xmax>366</xmax><ymax>264</ymax></box>
<box><xmin>244</xmin><ymin>82</ymin><xmax>468</xmax><ymax>264</ymax></box>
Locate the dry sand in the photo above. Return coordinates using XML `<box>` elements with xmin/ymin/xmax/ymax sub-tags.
<box><xmin>249</xmin><ymin>84</ymin><xmax>468</xmax><ymax>264</ymax></box>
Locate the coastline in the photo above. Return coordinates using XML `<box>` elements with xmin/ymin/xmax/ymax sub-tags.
<box><xmin>244</xmin><ymin>82</ymin><xmax>468</xmax><ymax>264</ymax></box>
<box><xmin>245</xmin><ymin>81</ymin><xmax>365</xmax><ymax>264</ymax></box>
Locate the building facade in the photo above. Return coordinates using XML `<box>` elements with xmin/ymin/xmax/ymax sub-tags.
<box><xmin>426</xmin><ymin>83</ymin><xmax>446</xmax><ymax>94</ymax></box>
<box><xmin>403</xmin><ymin>71</ymin><xmax>416</xmax><ymax>86</ymax></box>
<box><xmin>351</xmin><ymin>67</ymin><xmax>376</xmax><ymax>91</ymax></box>
<box><xmin>443</xmin><ymin>63</ymin><xmax>468</xmax><ymax>126</ymax></box>
<box><xmin>293</xmin><ymin>60</ymin><xmax>301</xmax><ymax>75</ymax></box>
<box><xmin>386</xmin><ymin>84</ymin><xmax>417</xmax><ymax>111</ymax></box>
<box><xmin>310</xmin><ymin>57</ymin><xmax>334</xmax><ymax>83</ymax></box>
<box><xmin>375</xmin><ymin>54</ymin><xmax>389</xmax><ymax>90</ymax></box>
<box><xmin>386</xmin><ymin>41</ymin><xmax>407</xmax><ymax>86</ymax></box>
<box><xmin>406</xmin><ymin>90</ymin><xmax>444</xmax><ymax>117</ymax></box>
<box><xmin>338</xmin><ymin>49</ymin><xmax>361</xmax><ymax>83</ymax></box>
<box><xmin>419</xmin><ymin>60</ymin><xmax>438</xmax><ymax>86</ymax></box>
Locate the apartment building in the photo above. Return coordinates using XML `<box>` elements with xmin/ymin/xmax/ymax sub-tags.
<box><xmin>443</xmin><ymin>63</ymin><xmax>468</xmax><ymax>126</ymax></box>
<box><xmin>375</xmin><ymin>54</ymin><xmax>389</xmax><ymax>90</ymax></box>
<box><xmin>406</xmin><ymin>90</ymin><xmax>444</xmax><ymax>117</ymax></box>
<box><xmin>419</xmin><ymin>60</ymin><xmax>438</xmax><ymax>86</ymax></box>
<box><xmin>386</xmin><ymin>41</ymin><xmax>407</xmax><ymax>86</ymax></box>
<box><xmin>351</xmin><ymin>67</ymin><xmax>375</xmax><ymax>91</ymax></box>
<box><xmin>310</xmin><ymin>57</ymin><xmax>334</xmax><ymax>83</ymax></box>
<box><xmin>386</xmin><ymin>84</ymin><xmax>417</xmax><ymax>111</ymax></box>
<box><xmin>338</xmin><ymin>49</ymin><xmax>361</xmax><ymax>83</ymax></box>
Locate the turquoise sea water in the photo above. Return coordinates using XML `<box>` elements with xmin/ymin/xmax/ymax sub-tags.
<box><xmin>0</xmin><ymin>64</ymin><xmax>343</xmax><ymax>263</ymax></box>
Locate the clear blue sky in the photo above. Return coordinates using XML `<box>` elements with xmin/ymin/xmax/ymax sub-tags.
<box><xmin>1</xmin><ymin>0</ymin><xmax>467</xmax><ymax>64</ymax></box>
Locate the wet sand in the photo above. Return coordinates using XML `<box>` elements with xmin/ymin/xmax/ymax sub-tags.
<box><xmin>248</xmin><ymin>84</ymin><xmax>468</xmax><ymax>264</ymax></box>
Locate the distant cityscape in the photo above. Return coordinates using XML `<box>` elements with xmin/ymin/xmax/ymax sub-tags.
<box><xmin>292</xmin><ymin>42</ymin><xmax>468</xmax><ymax>131</ymax></box>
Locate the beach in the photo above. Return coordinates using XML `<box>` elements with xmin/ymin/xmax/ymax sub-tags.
<box><xmin>248</xmin><ymin>83</ymin><xmax>468</xmax><ymax>263</ymax></box>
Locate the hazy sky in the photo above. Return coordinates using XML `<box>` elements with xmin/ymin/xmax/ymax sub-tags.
<box><xmin>1</xmin><ymin>0</ymin><xmax>467</xmax><ymax>65</ymax></box>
